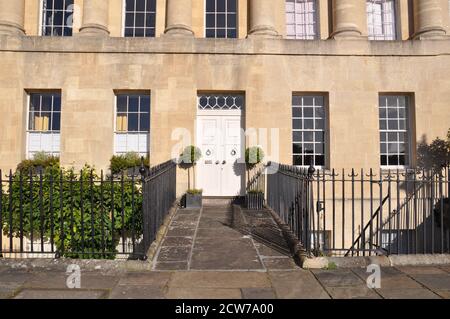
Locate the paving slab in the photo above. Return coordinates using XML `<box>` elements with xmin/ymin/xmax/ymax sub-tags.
<box><xmin>435</xmin><ymin>290</ymin><xmax>450</xmax><ymax>299</ymax></box>
<box><xmin>110</xmin><ymin>285</ymin><xmax>166</xmax><ymax>299</ymax></box>
<box><xmin>376</xmin><ymin>288</ymin><xmax>441</xmax><ymax>299</ymax></box>
<box><xmin>262</xmin><ymin>258</ymin><xmax>299</xmax><ymax>270</ymax></box>
<box><xmin>117</xmin><ymin>272</ymin><xmax>172</xmax><ymax>287</ymax></box>
<box><xmin>254</xmin><ymin>243</ymin><xmax>290</xmax><ymax>257</ymax></box>
<box><xmin>0</xmin><ymin>283</ymin><xmax>21</xmax><ymax>299</ymax></box>
<box><xmin>195</xmin><ymin>226</ymin><xmax>244</xmax><ymax>238</ymax></box>
<box><xmin>326</xmin><ymin>286</ymin><xmax>381</xmax><ymax>299</ymax></box>
<box><xmin>157</xmin><ymin>246</ymin><xmax>191</xmax><ymax>262</ymax></box>
<box><xmin>170</xmin><ymin>272</ymin><xmax>271</xmax><ymax>289</ymax></box>
<box><xmin>190</xmin><ymin>237</ymin><xmax>263</xmax><ymax>270</ymax></box>
<box><xmin>14</xmin><ymin>289</ymin><xmax>107</xmax><ymax>299</ymax></box>
<box><xmin>22</xmin><ymin>271</ymin><xmax>120</xmax><ymax>290</ymax></box>
<box><xmin>198</xmin><ymin>217</ymin><xmax>230</xmax><ymax>228</ymax></box>
<box><xmin>439</xmin><ymin>265</ymin><xmax>450</xmax><ymax>273</ymax></box>
<box><xmin>154</xmin><ymin>262</ymin><xmax>189</xmax><ymax>271</ymax></box>
<box><xmin>269</xmin><ymin>271</ymin><xmax>330</xmax><ymax>299</ymax></box>
<box><xmin>409</xmin><ymin>274</ymin><xmax>450</xmax><ymax>291</ymax></box>
<box><xmin>352</xmin><ymin>266</ymin><xmax>405</xmax><ymax>283</ymax></box>
<box><xmin>241</xmin><ymin>288</ymin><xmax>277</xmax><ymax>299</ymax></box>
<box><xmin>312</xmin><ymin>269</ymin><xmax>365</xmax><ymax>287</ymax></box>
<box><xmin>161</xmin><ymin>237</ymin><xmax>193</xmax><ymax>247</ymax></box>
<box><xmin>166</xmin><ymin>288</ymin><xmax>242</xmax><ymax>299</ymax></box>
<box><xmin>165</xmin><ymin>227</ymin><xmax>197</xmax><ymax>237</ymax></box>
<box><xmin>170</xmin><ymin>220</ymin><xmax>199</xmax><ymax>228</ymax></box>
<box><xmin>0</xmin><ymin>270</ymin><xmax>34</xmax><ymax>285</ymax></box>
<box><xmin>396</xmin><ymin>266</ymin><xmax>448</xmax><ymax>275</ymax></box>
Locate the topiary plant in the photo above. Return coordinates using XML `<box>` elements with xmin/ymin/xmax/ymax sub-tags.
<box><xmin>179</xmin><ymin>146</ymin><xmax>202</xmax><ymax>192</ymax></box>
<box><xmin>245</xmin><ymin>146</ymin><xmax>265</xmax><ymax>168</ymax></box>
<box><xmin>245</xmin><ymin>146</ymin><xmax>265</xmax><ymax>184</ymax></box>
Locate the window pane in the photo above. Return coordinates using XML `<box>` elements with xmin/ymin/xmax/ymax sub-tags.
<box><xmin>52</xmin><ymin>112</ymin><xmax>61</xmax><ymax>131</ymax></box>
<box><xmin>129</xmin><ymin>96</ymin><xmax>139</xmax><ymax>112</ymax></box>
<box><xmin>140</xmin><ymin>113</ymin><xmax>150</xmax><ymax>132</ymax></box>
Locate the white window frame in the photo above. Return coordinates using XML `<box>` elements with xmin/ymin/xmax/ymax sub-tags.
<box><xmin>379</xmin><ymin>95</ymin><xmax>412</xmax><ymax>169</ymax></box>
<box><xmin>285</xmin><ymin>0</ymin><xmax>320</xmax><ymax>40</ymax></box>
<box><xmin>26</xmin><ymin>92</ymin><xmax>62</xmax><ymax>159</ymax></box>
<box><xmin>114</xmin><ymin>93</ymin><xmax>151</xmax><ymax>157</ymax></box>
<box><xmin>366</xmin><ymin>0</ymin><xmax>398</xmax><ymax>41</ymax></box>
<box><xmin>39</xmin><ymin>0</ymin><xmax>75</xmax><ymax>37</ymax></box>
<box><xmin>204</xmin><ymin>0</ymin><xmax>239</xmax><ymax>38</ymax></box>
<box><xmin>292</xmin><ymin>94</ymin><xmax>327</xmax><ymax>169</ymax></box>
<box><xmin>122</xmin><ymin>0</ymin><xmax>157</xmax><ymax>38</ymax></box>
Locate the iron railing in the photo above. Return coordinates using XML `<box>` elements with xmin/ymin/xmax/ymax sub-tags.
<box><xmin>260</xmin><ymin>162</ymin><xmax>450</xmax><ymax>257</ymax></box>
<box><xmin>141</xmin><ymin>160</ymin><xmax>177</xmax><ymax>256</ymax></box>
<box><xmin>0</xmin><ymin>160</ymin><xmax>177</xmax><ymax>260</ymax></box>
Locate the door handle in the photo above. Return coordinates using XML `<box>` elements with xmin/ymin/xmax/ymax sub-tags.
<box><xmin>215</xmin><ymin>161</ymin><xmax>220</xmax><ymax>165</ymax></box>
<box><xmin>222</xmin><ymin>160</ymin><xmax>226</xmax><ymax>165</ymax></box>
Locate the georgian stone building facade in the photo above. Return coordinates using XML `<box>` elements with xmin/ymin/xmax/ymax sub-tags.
<box><xmin>0</xmin><ymin>0</ymin><xmax>449</xmax><ymax>196</ymax></box>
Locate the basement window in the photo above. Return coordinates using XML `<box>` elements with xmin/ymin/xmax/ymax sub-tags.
<box><xmin>115</xmin><ymin>93</ymin><xmax>150</xmax><ymax>156</ymax></box>
<box><xmin>27</xmin><ymin>92</ymin><xmax>61</xmax><ymax>158</ymax></box>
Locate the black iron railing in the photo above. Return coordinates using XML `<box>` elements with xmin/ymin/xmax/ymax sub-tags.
<box><xmin>141</xmin><ymin>160</ymin><xmax>177</xmax><ymax>256</ymax></box>
<box><xmin>259</xmin><ymin>162</ymin><xmax>450</xmax><ymax>257</ymax></box>
<box><xmin>0</xmin><ymin>160</ymin><xmax>177</xmax><ymax>260</ymax></box>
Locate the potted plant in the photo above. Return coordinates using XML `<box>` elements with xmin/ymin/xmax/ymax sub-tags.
<box><xmin>110</xmin><ymin>152</ymin><xmax>149</xmax><ymax>176</ymax></box>
<box><xmin>179</xmin><ymin>145</ymin><xmax>203</xmax><ymax>208</ymax></box>
<box><xmin>246</xmin><ymin>189</ymin><xmax>265</xmax><ymax>210</ymax></box>
<box><xmin>245</xmin><ymin>146</ymin><xmax>265</xmax><ymax>210</ymax></box>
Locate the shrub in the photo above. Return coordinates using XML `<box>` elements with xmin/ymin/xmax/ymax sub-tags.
<box><xmin>1</xmin><ymin>166</ymin><xmax>143</xmax><ymax>259</ymax></box>
<box><xmin>17</xmin><ymin>152</ymin><xmax>60</xmax><ymax>173</ymax></box>
<box><xmin>187</xmin><ymin>189</ymin><xmax>203</xmax><ymax>195</ymax></box>
<box><xmin>110</xmin><ymin>152</ymin><xmax>149</xmax><ymax>175</ymax></box>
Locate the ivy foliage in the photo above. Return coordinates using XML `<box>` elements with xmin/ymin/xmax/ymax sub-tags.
<box><xmin>1</xmin><ymin>163</ymin><xmax>143</xmax><ymax>259</ymax></box>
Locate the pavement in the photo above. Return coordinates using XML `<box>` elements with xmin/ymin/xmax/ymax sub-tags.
<box><xmin>1</xmin><ymin>265</ymin><xmax>450</xmax><ymax>299</ymax></box>
<box><xmin>0</xmin><ymin>204</ymin><xmax>450</xmax><ymax>299</ymax></box>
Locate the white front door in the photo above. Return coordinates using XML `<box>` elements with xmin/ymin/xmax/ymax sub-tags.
<box><xmin>197</xmin><ymin>114</ymin><xmax>245</xmax><ymax>197</ymax></box>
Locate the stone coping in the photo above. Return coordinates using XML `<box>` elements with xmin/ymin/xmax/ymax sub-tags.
<box><xmin>1</xmin><ymin>35</ymin><xmax>450</xmax><ymax>56</ymax></box>
<box><xmin>303</xmin><ymin>254</ymin><xmax>450</xmax><ymax>269</ymax></box>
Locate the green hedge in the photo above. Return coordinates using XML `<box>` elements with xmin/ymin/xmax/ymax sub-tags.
<box><xmin>1</xmin><ymin>165</ymin><xmax>143</xmax><ymax>259</ymax></box>
<box><xmin>110</xmin><ymin>152</ymin><xmax>149</xmax><ymax>175</ymax></box>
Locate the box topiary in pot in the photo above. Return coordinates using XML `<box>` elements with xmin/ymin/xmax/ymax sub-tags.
<box><xmin>179</xmin><ymin>146</ymin><xmax>203</xmax><ymax>209</ymax></box>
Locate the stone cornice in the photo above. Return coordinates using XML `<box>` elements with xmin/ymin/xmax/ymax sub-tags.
<box><xmin>1</xmin><ymin>35</ymin><xmax>450</xmax><ymax>57</ymax></box>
